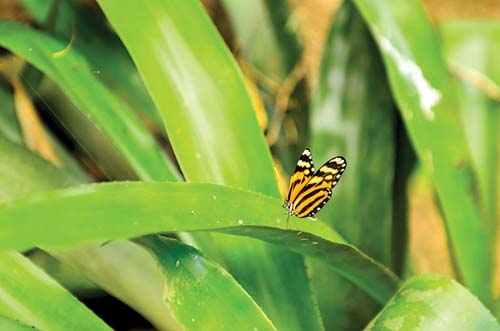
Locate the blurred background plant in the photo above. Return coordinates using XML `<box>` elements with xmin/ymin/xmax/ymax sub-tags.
<box><xmin>0</xmin><ymin>0</ymin><xmax>499</xmax><ymax>330</ymax></box>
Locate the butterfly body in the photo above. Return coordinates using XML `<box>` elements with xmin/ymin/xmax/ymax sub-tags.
<box><xmin>283</xmin><ymin>148</ymin><xmax>346</xmax><ymax>223</ymax></box>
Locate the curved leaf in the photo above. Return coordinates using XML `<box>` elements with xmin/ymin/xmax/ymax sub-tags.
<box><xmin>0</xmin><ymin>136</ymin><xmax>77</xmax><ymax>201</ymax></box>
<box><xmin>19</xmin><ymin>0</ymin><xmax>163</xmax><ymax>127</ymax></box>
<box><xmin>441</xmin><ymin>21</ymin><xmax>500</xmax><ymax>234</ymax></box>
<box><xmin>135</xmin><ymin>236</ymin><xmax>277</xmax><ymax>331</ymax></box>
<box><xmin>364</xmin><ymin>274</ymin><xmax>500</xmax><ymax>331</ymax></box>
<box><xmin>0</xmin><ymin>20</ymin><xmax>177</xmax><ymax>182</ymax></box>
<box><xmin>310</xmin><ymin>2</ymin><xmax>396</xmax><ymax>329</ymax></box>
<box><xmin>0</xmin><ymin>127</ymin><xmax>184</xmax><ymax>330</ymax></box>
<box><xmin>51</xmin><ymin>241</ymin><xmax>183</xmax><ymax>331</ymax></box>
<box><xmin>354</xmin><ymin>0</ymin><xmax>493</xmax><ymax>304</ymax></box>
<box><xmin>0</xmin><ymin>251</ymin><xmax>111</xmax><ymax>331</ymax></box>
<box><xmin>96</xmin><ymin>0</ymin><xmax>276</xmax><ymax>192</ymax></box>
<box><xmin>96</xmin><ymin>1</ymin><xmax>323</xmax><ymax>330</ymax></box>
<box><xmin>0</xmin><ymin>182</ymin><xmax>398</xmax><ymax>304</ymax></box>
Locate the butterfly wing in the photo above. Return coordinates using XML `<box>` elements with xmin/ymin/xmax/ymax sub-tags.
<box><xmin>286</xmin><ymin>148</ymin><xmax>315</xmax><ymax>204</ymax></box>
<box><xmin>293</xmin><ymin>156</ymin><xmax>346</xmax><ymax>218</ymax></box>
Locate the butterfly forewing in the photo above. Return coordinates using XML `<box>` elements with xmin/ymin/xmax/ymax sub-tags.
<box><xmin>286</xmin><ymin>148</ymin><xmax>315</xmax><ymax>203</ymax></box>
<box><xmin>290</xmin><ymin>155</ymin><xmax>346</xmax><ymax>218</ymax></box>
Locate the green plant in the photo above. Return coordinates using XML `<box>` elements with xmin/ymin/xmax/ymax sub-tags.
<box><xmin>0</xmin><ymin>0</ymin><xmax>498</xmax><ymax>330</ymax></box>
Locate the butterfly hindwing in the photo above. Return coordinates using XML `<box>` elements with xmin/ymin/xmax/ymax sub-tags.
<box><xmin>286</xmin><ymin>148</ymin><xmax>315</xmax><ymax>203</ymax></box>
<box><xmin>292</xmin><ymin>156</ymin><xmax>346</xmax><ymax>218</ymax></box>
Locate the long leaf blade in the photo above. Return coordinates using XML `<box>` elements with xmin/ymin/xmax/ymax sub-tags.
<box><xmin>0</xmin><ymin>181</ymin><xmax>398</xmax><ymax>304</ymax></box>
<box><xmin>135</xmin><ymin>236</ymin><xmax>277</xmax><ymax>331</ymax></box>
<box><xmin>0</xmin><ymin>251</ymin><xmax>111</xmax><ymax>331</ymax></box>
<box><xmin>96</xmin><ymin>1</ymin><xmax>324</xmax><ymax>330</ymax></box>
<box><xmin>353</xmin><ymin>0</ymin><xmax>493</xmax><ymax>304</ymax></box>
<box><xmin>0</xmin><ymin>20</ymin><xmax>177</xmax><ymax>182</ymax></box>
<box><xmin>310</xmin><ymin>2</ymin><xmax>397</xmax><ymax>329</ymax></box>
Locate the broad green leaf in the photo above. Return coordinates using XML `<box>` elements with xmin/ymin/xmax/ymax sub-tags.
<box><xmin>51</xmin><ymin>241</ymin><xmax>182</xmax><ymax>331</ymax></box>
<box><xmin>0</xmin><ymin>20</ymin><xmax>177</xmax><ymax>182</ymax></box>
<box><xmin>310</xmin><ymin>2</ymin><xmax>396</xmax><ymax>329</ymax></box>
<box><xmin>19</xmin><ymin>0</ymin><xmax>164</xmax><ymax>127</ymax></box>
<box><xmin>96</xmin><ymin>1</ymin><xmax>323</xmax><ymax>330</ymax></box>
<box><xmin>0</xmin><ymin>84</ymin><xmax>22</xmax><ymax>144</ymax></box>
<box><xmin>135</xmin><ymin>236</ymin><xmax>277</xmax><ymax>331</ymax></box>
<box><xmin>0</xmin><ymin>136</ymin><xmax>77</xmax><ymax>201</ymax></box>
<box><xmin>354</xmin><ymin>0</ymin><xmax>493</xmax><ymax>305</ymax></box>
<box><xmin>0</xmin><ymin>251</ymin><xmax>111</xmax><ymax>331</ymax></box>
<box><xmin>0</xmin><ymin>181</ymin><xmax>398</xmax><ymax>304</ymax></box>
<box><xmin>441</xmin><ymin>21</ymin><xmax>500</xmax><ymax>234</ymax></box>
<box><xmin>95</xmin><ymin>0</ymin><xmax>276</xmax><ymax>193</ymax></box>
<box><xmin>364</xmin><ymin>274</ymin><xmax>500</xmax><ymax>331</ymax></box>
<box><xmin>0</xmin><ymin>118</ymin><xmax>182</xmax><ymax>330</ymax></box>
<box><xmin>0</xmin><ymin>315</ymin><xmax>41</xmax><ymax>331</ymax></box>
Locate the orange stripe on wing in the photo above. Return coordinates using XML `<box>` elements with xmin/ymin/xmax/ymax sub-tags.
<box><xmin>295</xmin><ymin>190</ymin><xmax>330</xmax><ymax>217</ymax></box>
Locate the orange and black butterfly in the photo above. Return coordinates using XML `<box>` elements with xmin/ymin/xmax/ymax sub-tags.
<box><xmin>283</xmin><ymin>148</ymin><xmax>346</xmax><ymax>225</ymax></box>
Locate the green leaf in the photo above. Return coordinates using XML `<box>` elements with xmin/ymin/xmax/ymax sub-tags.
<box><xmin>0</xmin><ymin>315</ymin><xmax>42</xmax><ymax>331</ymax></box>
<box><xmin>0</xmin><ymin>251</ymin><xmax>111</xmax><ymax>331</ymax></box>
<box><xmin>0</xmin><ymin>66</ymin><xmax>90</xmax><ymax>183</ymax></box>
<box><xmin>312</xmin><ymin>0</ymin><xmax>394</xmax><ymax>264</ymax></box>
<box><xmin>0</xmin><ymin>136</ymin><xmax>77</xmax><ymax>202</ymax></box>
<box><xmin>135</xmin><ymin>236</ymin><xmax>277</xmax><ymax>331</ymax></box>
<box><xmin>96</xmin><ymin>1</ymin><xmax>323</xmax><ymax>330</ymax></box>
<box><xmin>96</xmin><ymin>0</ymin><xmax>276</xmax><ymax>193</ymax></box>
<box><xmin>27</xmin><ymin>249</ymin><xmax>99</xmax><ymax>295</ymax></box>
<box><xmin>219</xmin><ymin>0</ymin><xmax>289</xmax><ymax>79</ymax></box>
<box><xmin>19</xmin><ymin>0</ymin><xmax>164</xmax><ymax>127</ymax></box>
<box><xmin>0</xmin><ymin>20</ymin><xmax>177</xmax><ymax>182</ymax></box>
<box><xmin>0</xmin><ymin>181</ymin><xmax>398</xmax><ymax>304</ymax></box>
<box><xmin>441</xmin><ymin>21</ymin><xmax>500</xmax><ymax>91</ymax></box>
<box><xmin>0</xmin><ymin>127</ymin><xmax>184</xmax><ymax>330</ymax></box>
<box><xmin>0</xmin><ymin>84</ymin><xmax>22</xmax><ymax>144</ymax></box>
<box><xmin>364</xmin><ymin>274</ymin><xmax>500</xmax><ymax>331</ymax></box>
<box><xmin>441</xmin><ymin>21</ymin><xmax>500</xmax><ymax>235</ymax></box>
<box><xmin>0</xmin><ymin>127</ymin><xmax>182</xmax><ymax>329</ymax></box>
<box><xmin>262</xmin><ymin>0</ymin><xmax>302</xmax><ymax>75</ymax></box>
<box><xmin>51</xmin><ymin>241</ymin><xmax>182</xmax><ymax>331</ymax></box>
<box><xmin>310</xmin><ymin>2</ymin><xmax>397</xmax><ymax>329</ymax></box>
<box><xmin>354</xmin><ymin>0</ymin><xmax>493</xmax><ymax>305</ymax></box>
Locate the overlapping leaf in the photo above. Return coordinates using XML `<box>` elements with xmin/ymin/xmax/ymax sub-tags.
<box><xmin>365</xmin><ymin>274</ymin><xmax>500</xmax><ymax>331</ymax></box>
<box><xmin>310</xmin><ymin>2</ymin><xmax>396</xmax><ymax>329</ymax></box>
<box><xmin>0</xmin><ymin>181</ymin><xmax>398</xmax><ymax>304</ymax></box>
<box><xmin>354</xmin><ymin>0</ymin><xmax>493</xmax><ymax>305</ymax></box>
<box><xmin>96</xmin><ymin>1</ymin><xmax>324</xmax><ymax>330</ymax></box>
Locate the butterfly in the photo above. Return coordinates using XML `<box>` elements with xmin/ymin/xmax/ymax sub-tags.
<box><xmin>283</xmin><ymin>148</ymin><xmax>346</xmax><ymax>226</ymax></box>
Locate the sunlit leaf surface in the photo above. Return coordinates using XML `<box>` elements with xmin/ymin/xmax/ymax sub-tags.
<box><xmin>364</xmin><ymin>274</ymin><xmax>500</xmax><ymax>331</ymax></box>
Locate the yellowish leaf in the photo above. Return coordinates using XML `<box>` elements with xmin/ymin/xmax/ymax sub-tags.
<box><xmin>13</xmin><ymin>78</ymin><xmax>62</xmax><ymax>167</ymax></box>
